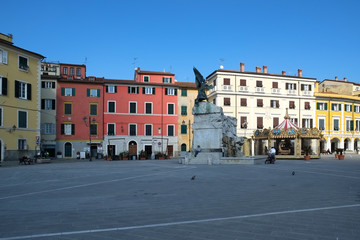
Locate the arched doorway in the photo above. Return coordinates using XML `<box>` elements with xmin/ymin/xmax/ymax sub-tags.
<box><xmin>64</xmin><ymin>142</ymin><xmax>72</xmax><ymax>158</ymax></box>
<box><xmin>344</xmin><ymin>138</ymin><xmax>351</xmax><ymax>152</ymax></box>
<box><xmin>330</xmin><ymin>138</ymin><xmax>340</xmax><ymax>153</ymax></box>
<box><xmin>181</xmin><ymin>143</ymin><xmax>187</xmax><ymax>152</ymax></box>
<box><xmin>129</xmin><ymin>141</ymin><xmax>137</xmax><ymax>159</ymax></box>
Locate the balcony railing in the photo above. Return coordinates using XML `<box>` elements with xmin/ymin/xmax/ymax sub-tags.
<box><xmin>256</xmin><ymin>87</ymin><xmax>265</xmax><ymax>93</ymax></box>
<box><xmin>222</xmin><ymin>85</ymin><xmax>232</xmax><ymax>91</ymax></box>
<box><xmin>272</xmin><ymin>88</ymin><xmax>281</xmax><ymax>94</ymax></box>
<box><xmin>238</xmin><ymin>86</ymin><xmax>248</xmax><ymax>92</ymax></box>
<box><xmin>287</xmin><ymin>89</ymin><xmax>296</xmax><ymax>95</ymax></box>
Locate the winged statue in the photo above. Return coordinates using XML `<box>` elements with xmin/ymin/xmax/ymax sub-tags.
<box><xmin>193</xmin><ymin>67</ymin><xmax>213</xmax><ymax>104</ymax></box>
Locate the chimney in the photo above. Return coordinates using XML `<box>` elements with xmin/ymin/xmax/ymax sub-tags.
<box><xmin>282</xmin><ymin>71</ymin><xmax>286</xmax><ymax>75</ymax></box>
<box><xmin>256</xmin><ymin>67</ymin><xmax>261</xmax><ymax>73</ymax></box>
<box><xmin>240</xmin><ymin>62</ymin><xmax>245</xmax><ymax>72</ymax></box>
<box><xmin>263</xmin><ymin>66</ymin><xmax>268</xmax><ymax>74</ymax></box>
<box><xmin>335</xmin><ymin>76</ymin><xmax>338</xmax><ymax>80</ymax></box>
<box><xmin>344</xmin><ymin>77</ymin><xmax>347</xmax><ymax>82</ymax></box>
<box><xmin>298</xmin><ymin>69</ymin><xmax>302</xmax><ymax>77</ymax></box>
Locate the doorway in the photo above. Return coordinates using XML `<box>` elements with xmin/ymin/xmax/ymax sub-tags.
<box><xmin>64</xmin><ymin>142</ymin><xmax>72</xmax><ymax>157</ymax></box>
<box><xmin>167</xmin><ymin>145</ymin><xmax>173</xmax><ymax>157</ymax></box>
<box><xmin>129</xmin><ymin>141</ymin><xmax>137</xmax><ymax>159</ymax></box>
<box><xmin>145</xmin><ymin>145</ymin><xmax>152</xmax><ymax>159</ymax></box>
<box><xmin>107</xmin><ymin>145</ymin><xmax>115</xmax><ymax>159</ymax></box>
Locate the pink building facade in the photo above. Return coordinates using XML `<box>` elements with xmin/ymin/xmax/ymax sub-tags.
<box><xmin>103</xmin><ymin>68</ymin><xmax>178</xmax><ymax>159</ymax></box>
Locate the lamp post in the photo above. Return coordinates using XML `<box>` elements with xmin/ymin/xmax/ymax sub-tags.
<box><xmin>83</xmin><ymin>116</ymin><xmax>96</xmax><ymax>161</ymax></box>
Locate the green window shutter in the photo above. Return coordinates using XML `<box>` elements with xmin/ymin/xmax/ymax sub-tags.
<box><xmin>87</xmin><ymin>89</ymin><xmax>90</xmax><ymax>97</ymax></box>
<box><xmin>350</xmin><ymin>105</ymin><xmax>353</xmax><ymax>112</ymax></box>
<box><xmin>162</xmin><ymin>77</ymin><xmax>165</xmax><ymax>83</ymax></box>
<box><xmin>181</xmin><ymin>106</ymin><xmax>187</xmax><ymax>116</ymax></box>
<box><xmin>61</xmin><ymin>87</ymin><xmax>65</xmax><ymax>96</ymax></box>
<box><xmin>97</xmin><ymin>89</ymin><xmax>100</xmax><ymax>97</ymax></box>
<box><xmin>317</xmin><ymin>103</ymin><xmax>320</xmax><ymax>110</ymax></box>
<box><xmin>181</xmin><ymin>89</ymin><xmax>187</xmax><ymax>96</ymax></box>
<box><xmin>350</xmin><ymin>120</ymin><xmax>354</xmax><ymax>131</ymax></box>
<box><xmin>331</xmin><ymin>104</ymin><xmax>334</xmax><ymax>110</ymax></box>
<box><xmin>72</xmin><ymin>88</ymin><xmax>75</xmax><ymax>96</ymax></box>
<box><xmin>339</xmin><ymin>104</ymin><xmax>342</xmax><ymax>111</ymax></box>
<box><xmin>181</xmin><ymin>125</ymin><xmax>187</xmax><ymax>134</ymax></box>
<box><xmin>15</xmin><ymin>80</ymin><xmax>19</xmax><ymax>98</ymax></box>
<box><xmin>61</xmin><ymin>124</ymin><xmax>64</xmax><ymax>135</ymax></box>
<box><xmin>27</xmin><ymin>84</ymin><xmax>31</xmax><ymax>100</ymax></box>
<box><xmin>71</xmin><ymin>124</ymin><xmax>75</xmax><ymax>135</ymax></box>
<box><xmin>325</xmin><ymin>103</ymin><xmax>328</xmax><ymax>110</ymax></box>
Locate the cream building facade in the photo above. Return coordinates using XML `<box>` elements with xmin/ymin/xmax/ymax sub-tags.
<box><xmin>206</xmin><ymin>63</ymin><xmax>317</xmax><ymax>156</ymax></box>
<box><xmin>0</xmin><ymin>33</ymin><xmax>44</xmax><ymax>162</ymax></box>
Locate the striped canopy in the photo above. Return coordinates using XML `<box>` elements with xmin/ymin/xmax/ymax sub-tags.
<box><xmin>275</xmin><ymin>118</ymin><xmax>299</xmax><ymax>130</ymax></box>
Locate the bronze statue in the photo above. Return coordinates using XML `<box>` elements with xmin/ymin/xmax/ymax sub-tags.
<box><xmin>193</xmin><ymin>67</ymin><xmax>213</xmax><ymax>104</ymax></box>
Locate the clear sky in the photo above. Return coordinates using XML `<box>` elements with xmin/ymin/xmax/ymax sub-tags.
<box><xmin>2</xmin><ymin>0</ymin><xmax>360</xmax><ymax>82</ymax></box>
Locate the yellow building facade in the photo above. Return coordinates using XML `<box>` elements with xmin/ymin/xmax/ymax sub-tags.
<box><xmin>316</xmin><ymin>79</ymin><xmax>360</xmax><ymax>153</ymax></box>
<box><xmin>175</xmin><ymin>82</ymin><xmax>197</xmax><ymax>156</ymax></box>
<box><xmin>0</xmin><ymin>33</ymin><xmax>44</xmax><ymax>162</ymax></box>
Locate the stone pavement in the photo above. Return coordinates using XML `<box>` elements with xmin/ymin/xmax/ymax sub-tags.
<box><xmin>0</xmin><ymin>156</ymin><xmax>359</xmax><ymax>240</ymax></box>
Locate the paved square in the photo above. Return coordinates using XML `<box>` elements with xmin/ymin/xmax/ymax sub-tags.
<box><xmin>0</xmin><ymin>156</ymin><xmax>360</xmax><ymax>240</ymax></box>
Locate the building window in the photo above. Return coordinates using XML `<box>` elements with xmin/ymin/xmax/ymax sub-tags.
<box><xmin>256</xmin><ymin>81</ymin><xmax>263</xmax><ymax>87</ymax></box>
<box><xmin>64</xmin><ymin>103</ymin><xmax>72</xmax><ymax>115</ymax></box>
<box><xmin>333</xmin><ymin>119</ymin><xmax>340</xmax><ymax>131</ymax></box>
<box><xmin>301</xmin><ymin>84</ymin><xmax>312</xmax><ymax>91</ymax></box>
<box><xmin>257</xmin><ymin>117</ymin><xmax>263</xmax><ymax>129</ymax></box>
<box><xmin>145</xmin><ymin>102</ymin><xmax>152</xmax><ymax>114</ymax></box>
<box><xmin>15</xmin><ymin>80</ymin><xmax>31</xmax><ymax>100</ymax></box>
<box><xmin>286</xmin><ymin>83</ymin><xmax>297</xmax><ymax>90</ymax></box>
<box><xmin>62</xmin><ymin>87</ymin><xmax>75</xmax><ymax>96</ymax></box>
<box><xmin>18</xmin><ymin>139</ymin><xmax>27</xmax><ymax>150</ymax></box>
<box><xmin>128</xmin><ymin>86</ymin><xmax>139</xmax><ymax>94</ymax></box>
<box><xmin>90</xmin><ymin>123</ymin><xmax>97</xmax><ymax>135</ymax></box>
<box><xmin>129</xmin><ymin>124</ymin><xmax>137</xmax><ymax>136</ymax></box>
<box><xmin>63</xmin><ymin>67</ymin><xmax>68</xmax><ymax>75</ymax></box>
<box><xmin>240</xmin><ymin>117</ymin><xmax>247</xmax><ymax>129</ymax></box>
<box><xmin>257</xmin><ymin>99</ymin><xmax>263</xmax><ymax>107</ymax></box>
<box><xmin>143</xmin><ymin>76</ymin><xmax>150</xmax><ymax>82</ymax></box>
<box><xmin>129</xmin><ymin>102</ymin><xmax>137</xmax><ymax>114</ymax></box>
<box><xmin>42</xmin><ymin>123</ymin><xmax>55</xmax><ymax>134</ymax></box>
<box><xmin>240</xmin><ymin>98</ymin><xmax>247</xmax><ymax>106</ymax></box>
<box><xmin>106</xmin><ymin>85</ymin><xmax>117</xmax><ymax>93</ymax></box>
<box><xmin>0</xmin><ymin>49</ymin><xmax>8</xmax><ymax>64</ymax></box>
<box><xmin>76</xmin><ymin>68</ymin><xmax>81</xmax><ymax>76</ymax></box>
<box><xmin>319</xmin><ymin>119</ymin><xmax>325</xmax><ymax>130</ymax></box>
<box><xmin>165</xmin><ymin>88</ymin><xmax>177</xmax><ymax>95</ymax></box>
<box><xmin>61</xmin><ymin>124</ymin><xmax>75</xmax><ymax>135</ymax></box>
<box><xmin>304</xmin><ymin>102</ymin><xmax>311</xmax><ymax>110</ymax></box>
<box><xmin>181</xmin><ymin>106</ymin><xmax>187</xmax><ymax>116</ymax></box>
<box><xmin>302</xmin><ymin>119</ymin><xmax>313</xmax><ymax>128</ymax></box>
<box><xmin>90</xmin><ymin>104</ymin><xmax>97</xmax><ymax>115</ymax></box>
<box><xmin>317</xmin><ymin>102</ymin><xmax>328</xmax><ymax>110</ymax></box>
<box><xmin>87</xmin><ymin>89</ymin><xmax>100</xmax><ymax>97</ymax></box>
<box><xmin>108</xmin><ymin>101</ymin><xmax>115</xmax><ymax>113</ymax></box>
<box><xmin>168</xmin><ymin>125</ymin><xmax>174</xmax><ymax>136</ymax></box>
<box><xmin>19</xmin><ymin>56</ymin><xmax>28</xmax><ymax>71</ymax></box>
<box><xmin>143</xmin><ymin>87</ymin><xmax>154</xmax><ymax>95</ymax></box>
<box><xmin>290</xmin><ymin>118</ymin><xmax>298</xmax><ymax>126</ymax></box>
<box><xmin>345</xmin><ymin>104</ymin><xmax>352</xmax><ymax>112</ymax></box>
<box><xmin>181</xmin><ymin>124</ymin><xmax>187</xmax><ymax>134</ymax></box>
<box><xmin>224</xmin><ymin>98</ymin><xmax>231</xmax><ymax>106</ymax></box>
<box><xmin>163</xmin><ymin>77</ymin><xmax>172</xmax><ymax>83</ymax></box>
<box><xmin>355</xmin><ymin>105</ymin><xmax>360</xmax><ymax>113</ymax></box>
<box><xmin>331</xmin><ymin>103</ymin><xmax>341</xmax><ymax>111</ymax></box>
<box><xmin>289</xmin><ymin>101</ymin><xmax>295</xmax><ymax>109</ymax></box>
<box><xmin>41</xmin><ymin>81</ymin><xmax>55</xmax><ymax>89</ymax></box>
<box><xmin>70</xmin><ymin>67</ymin><xmax>75</xmax><ymax>75</ymax></box>
<box><xmin>107</xmin><ymin>123</ymin><xmax>115</xmax><ymax>135</ymax></box>
<box><xmin>223</xmin><ymin>78</ymin><xmax>230</xmax><ymax>85</ymax></box>
<box><xmin>240</xmin><ymin>79</ymin><xmax>246</xmax><ymax>86</ymax></box>
<box><xmin>18</xmin><ymin>111</ymin><xmax>27</xmax><ymax>128</ymax></box>
<box><xmin>145</xmin><ymin>124</ymin><xmax>152</xmax><ymax>136</ymax></box>
<box><xmin>271</xmin><ymin>100</ymin><xmax>280</xmax><ymax>108</ymax></box>
<box><xmin>273</xmin><ymin>117</ymin><xmax>279</xmax><ymax>128</ymax></box>
<box><xmin>41</xmin><ymin>99</ymin><xmax>55</xmax><ymax>110</ymax></box>
<box><xmin>0</xmin><ymin>77</ymin><xmax>7</xmax><ymax>95</ymax></box>
<box><xmin>181</xmin><ymin>89</ymin><xmax>187</xmax><ymax>96</ymax></box>
<box><xmin>272</xmin><ymin>82</ymin><xmax>278</xmax><ymax>89</ymax></box>
<box><xmin>167</xmin><ymin>103</ymin><xmax>174</xmax><ymax>115</ymax></box>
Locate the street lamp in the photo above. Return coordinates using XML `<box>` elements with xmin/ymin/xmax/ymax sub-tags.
<box><xmin>83</xmin><ymin>116</ymin><xmax>96</xmax><ymax>161</ymax></box>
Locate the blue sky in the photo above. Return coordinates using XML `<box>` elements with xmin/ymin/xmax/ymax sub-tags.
<box><xmin>2</xmin><ymin>0</ymin><xmax>360</xmax><ymax>82</ymax></box>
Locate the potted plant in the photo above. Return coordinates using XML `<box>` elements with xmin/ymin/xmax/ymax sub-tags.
<box><xmin>76</xmin><ymin>151</ymin><xmax>80</xmax><ymax>159</ymax></box>
<box><xmin>155</xmin><ymin>152</ymin><xmax>165</xmax><ymax>160</ymax></box>
<box><xmin>337</xmin><ymin>148</ymin><xmax>345</xmax><ymax>160</ymax></box>
<box><xmin>57</xmin><ymin>151</ymin><xmax>62</xmax><ymax>158</ymax></box>
<box><xmin>120</xmin><ymin>151</ymin><xmax>129</xmax><ymax>160</ymax></box>
<box><xmin>139</xmin><ymin>150</ymin><xmax>147</xmax><ymax>160</ymax></box>
<box><xmin>304</xmin><ymin>146</ymin><xmax>311</xmax><ymax>161</ymax></box>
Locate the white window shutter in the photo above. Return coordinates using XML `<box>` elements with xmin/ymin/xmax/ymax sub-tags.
<box><xmin>3</xmin><ymin>50</ymin><xmax>8</xmax><ymax>64</ymax></box>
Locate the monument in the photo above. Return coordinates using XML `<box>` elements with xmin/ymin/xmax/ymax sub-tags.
<box><xmin>182</xmin><ymin>67</ymin><xmax>262</xmax><ymax>165</ymax></box>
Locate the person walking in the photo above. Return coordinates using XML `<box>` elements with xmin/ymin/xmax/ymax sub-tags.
<box><xmin>269</xmin><ymin>146</ymin><xmax>276</xmax><ymax>163</ymax></box>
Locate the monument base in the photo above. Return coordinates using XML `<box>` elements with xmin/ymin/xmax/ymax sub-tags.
<box><xmin>181</xmin><ymin>152</ymin><xmax>265</xmax><ymax>165</ymax></box>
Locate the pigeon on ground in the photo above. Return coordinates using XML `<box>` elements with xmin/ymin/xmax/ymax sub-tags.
<box><xmin>292</xmin><ymin>171</ymin><xmax>295</xmax><ymax>175</ymax></box>
<box><xmin>191</xmin><ymin>175</ymin><xmax>196</xmax><ymax>180</ymax></box>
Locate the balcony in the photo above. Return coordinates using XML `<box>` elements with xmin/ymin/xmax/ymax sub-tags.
<box><xmin>287</xmin><ymin>89</ymin><xmax>296</xmax><ymax>95</ymax></box>
<box><xmin>302</xmin><ymin>90</ymin><xmax>313</xmax><ymax>96</ymax></box>
<box><xmin>271</xmin><ymin>88</ymin><xmax>281</xmax><ymax>94</ymax></box>
<box><xmin>222</xmin><ymin>85</ymin><xmax>232</xmax><ymax>91</ymax></box>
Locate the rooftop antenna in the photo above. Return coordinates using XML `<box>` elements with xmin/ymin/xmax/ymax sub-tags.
<box><xmin>132</xmin><ymin>57</ymin><xmax>138</xmax><ymax>70</ymax></box>
<box><xmin>219</xmin><ymin>58</ymin><xmax>224</xmax><ymax>69</ymax></box>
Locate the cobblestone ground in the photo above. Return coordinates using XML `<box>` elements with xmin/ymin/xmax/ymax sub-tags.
<box><xmin>0</xmin><ymin>155</ymin><xmax>359</xmax><ymax>240</ymax></box>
